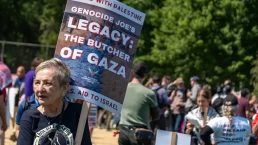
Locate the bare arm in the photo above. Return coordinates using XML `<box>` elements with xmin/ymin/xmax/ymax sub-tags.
<box><xmin>16</xmin><ymin>125</ymin><xmax>20</xmax><ymax>138</ymax></box>
<box><xmin>245</xmin><ymin>102</ymin><xmax>250</xmax><ymax>119</ymax></box>
<box><xmin>170</xmin><ymin>90</ymin><xmax>176</xmax><ymax>99</ymax></box>
<box><xmin>144</xmin><ymin>78</ymin><xmax>153</xmax><ymax>88</ymax></box>
<box><xmin>249</xmin><ymin>98</ymin><xmax>256</xmax><ymax>105</ymax></box>
<box><xmin>246</xmin><ymin>111</ymin><xmax>249</xmax><ymax>119</ymax></box>
<box><xmin>150</xmin><ymin>107</ymin><xmax>160</xmax><ymax>121</ymax></box>
<box><xmin>0</xmin><ymin>95</ymin><xmax>7</xmax><ymax>131</ymax></box>
<box><xmin>253</xmin><ymin>121</ymin><xmax>258</xmax><ymax>137</ymax></box>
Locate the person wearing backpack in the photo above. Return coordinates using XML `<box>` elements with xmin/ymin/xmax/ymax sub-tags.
<box><xmin>15</xmin><ymin>94</ymin><xmax>39</xmax><ymax>138</ymax></box>
<box><xmin>150</xmin><ymin>76</ymin><xmax>173</xmax><ymax>131</ymax></box>
<box><xmin>15</xmin><ymin>94</ymin><xmax>70</xmax><ymax>138</ymax></box>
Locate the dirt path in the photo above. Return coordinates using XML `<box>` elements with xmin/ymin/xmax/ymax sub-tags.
<box><xmin>4</xmin><ymin>128</ymin><xmax>118</xmax><ymax>145</ymax></box>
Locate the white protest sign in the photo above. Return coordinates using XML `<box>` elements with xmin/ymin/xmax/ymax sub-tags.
<box><xmin>55</xmin><ymin>0</ymin><xmax>146</xmax><ymax>115</ymax></box>
<box><xmin>7</xmin><ymin>88</ymin><xmax>16</xmax><ymax>118</ymax></box>
<box><xmin>5</xmin><ymin>88</ymin><xmax>16</xmax><ymax>127</ymax></box>
<box><xmin>185</xmin><ymin>113</ymin><xmax>202</xmax><ymax>128</ymax></box>
<box><xmin>88</xmin><ymin>104</ymin><xmax>97</xmax><ymax>128</ymax></box>
<box><xmin>155</xmin><ymin>130</ymin><xmax>191</xmax><ymax>145</ymax></box>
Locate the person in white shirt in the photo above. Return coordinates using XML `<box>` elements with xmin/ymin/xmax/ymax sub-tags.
<box><xmin>185</xmin><ymin>86</ymin><xmax>219</xmax><ymax>145</ymax></box>
<box><xmin>200</xmin><ymin>94</ymin><xmax>251</xmax><ymax>145</ymax></box>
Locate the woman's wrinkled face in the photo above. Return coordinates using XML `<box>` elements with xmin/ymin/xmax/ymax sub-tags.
<box><xmin>197</xmin><ymin>95</ymin><xmax>209</xmax><ymax>108</ymax></box>
<box><xmin>33</xmin><ymin>68</ymin><xmax>67</xmax><ymax>106</ymax></box>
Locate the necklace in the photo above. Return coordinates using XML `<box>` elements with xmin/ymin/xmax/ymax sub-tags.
<box><xmin>44</xmin><ymin>102</ymin><xmax>64</xmax><ymax>125</ymax></box>
<box><xmin>45</xmin><ymin>115</ymin><xmax>59</xmax><ymax>125</ymax></box>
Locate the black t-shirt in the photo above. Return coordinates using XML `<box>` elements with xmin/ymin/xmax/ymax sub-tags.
<box><xmin>17</xmin><ymin>102</ymin><xmax>92</xmax><ymax>145</ymax></box>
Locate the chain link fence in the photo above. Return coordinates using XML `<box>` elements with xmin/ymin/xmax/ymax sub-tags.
<box><xmin>0</xmin><ymin>41</ymin><xmax>56</xmax><ymax>73</ymax></box>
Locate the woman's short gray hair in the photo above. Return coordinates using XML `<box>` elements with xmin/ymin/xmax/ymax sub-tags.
<box><xmin>35</xmin><ymin>58</ymin><xmax>70</xmax><ymax>85</ymax></box>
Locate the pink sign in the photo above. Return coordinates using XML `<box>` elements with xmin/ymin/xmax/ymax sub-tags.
<box><xmin>0</xmin><ymin>62</ymin><xmax>12</xmax><ymax>90</ymax></box>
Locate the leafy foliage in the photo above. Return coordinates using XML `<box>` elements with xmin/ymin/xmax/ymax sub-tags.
<box><xmin>144</xmin><ymin>0</ymin><xmax>258</xmax><ymax>89</ymax></box>
<box><xmin>1</xmin><ymin>0</ymin><xmax>258</xmax><ymax>90</ymax></box>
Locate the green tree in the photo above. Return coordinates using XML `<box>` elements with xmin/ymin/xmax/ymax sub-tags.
<box><xmin>0</xmin><ymin>0</ymin><xmax>43</xmax><ymax>42</ymax></box>
<box><xmin>143</xmin><ymin>0</ymin><xmax>258</xmax><ymax>88</ymax></box>
<box><xmin>251</xmin><ymin>54</ymin><xmax>258</xmax><ymax>95</ymax></box>
<box><xmin>39</xmin><ymin>0</ymin><xmax>66</xmax><ymax>45</ymax></box>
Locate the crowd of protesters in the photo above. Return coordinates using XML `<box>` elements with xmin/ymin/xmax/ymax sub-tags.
<box><xmin>1</xmin><ymin>58</ymin><xmax>258</xmax><ymax>145</ymax></box>
<box><xmin>117</xmin><ymin>61</ymin><xmax>258</xmax><ymax>145</ymax></box>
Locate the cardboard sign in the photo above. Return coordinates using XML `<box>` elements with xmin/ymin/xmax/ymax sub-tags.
<box><xmin>5</xmin><ymin>88</ymin><xmax>16</xmax><ymax>127</ymax></box>
<box><xmin>88</xmin><ymin>104</ymin><xmax>97</xmax><ymax>128</ymax></box>
<box><xmin>155</xmin><ymin>130</ymin><xmax>191</xmax><ymax>145</ymax></box>
<box><xmin>55</xmin><ymin>0</ymin><xmax>146</xmax><ymax>114</ymax></box>
<box><xmin>0</xmin><ymin>61</ymin><xmax>12</xmax><ymax>90</ymax></box>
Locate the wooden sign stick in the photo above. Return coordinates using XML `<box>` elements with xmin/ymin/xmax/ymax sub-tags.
<box><xmin>203</xmin><ymin>108</ymin><xmax>207</xmax><ymax>127</ymax></box>
<box><xmin>75</xmin><ymin>101</ymin><xmax>91</xmax><ymax>145</ymax></box>
<box><xmin>171</xmin><ymin>132</ymin><xmax>177</xmax><ymax>145</ymax></box>
<box><xmin>202</xmin><ymin>108</ymin><xmax>208</xmax><ymax>145</ymax></box>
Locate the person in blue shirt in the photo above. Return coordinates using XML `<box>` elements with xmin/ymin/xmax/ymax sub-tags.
<box><xmin>17</xmin><ymin>58</ymin><xmax>92</xmax><ymax>145</ymax></box>
<box><xmin>15</xmin><ymin>94</ymin><xmax>69</xmax><ymax>138</ymax></box>
<box><xmin>15</xmin><ymin>94</ymin><xmax>39</xmax><ymax>138</ymax></box>
<box><xmin>10</xmin><ymin>66</ymin><xmax>26</xmax><ymax>141</ymax></box>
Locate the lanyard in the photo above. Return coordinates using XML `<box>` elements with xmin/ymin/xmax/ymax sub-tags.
<box><xmin>35</xmin><ymin>97</ymin><xmax>40</xmax><ymax>106</ymax></box>
<box><xmin>51</xmin><ymin>102</ymin><xmax>65</xmax><ymax>145</ymax></box>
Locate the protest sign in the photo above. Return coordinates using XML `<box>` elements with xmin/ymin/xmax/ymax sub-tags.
<box><xmin>55</xmin><ymin>0</ymin><xmax>146</xmax><ymax>115</ymax></box>
<box><xmin>0</xmin><ymin>61</ymin><xmax>12</xmax><ymax>90</ymax></box>
<box><xmin>155</xmin><ymin>130</ymin><xmax>191</xmax><ymax>145</ymax></box>
<box><xmin>6</xmin><ymin>88</ymin><xmax>16</xmax><ymax>118</ymax></box>
<box><xmin>5</xmin><ymin>88</ymin><xmax>16</xmax><ymax>128</ymax></box>
<box><xmin>88</xmin><ymin>104</ymin><xmax>97</xmax><ymax>128</ymax></box>
<box><xmin>185</xmin><ymin>113</ymin><xmax>202</xmax><ymax>128</ymax></box>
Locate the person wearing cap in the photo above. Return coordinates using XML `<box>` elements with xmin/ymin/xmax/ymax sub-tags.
<box><xmin>119</xmin><ymin>61</ymin><xmax>159</xmax><ymax>145</ymax></box>
<box><xmin>237</xmin><ymin>88</ymin><xmax>250</xmax><ymax>118</ymax></box>
<box><xmin>169</xmin><ymin>78</ymin><xmax>187</xmax><ymax>132</ymax></box>
<box><xmin>185</xmin><ymin>76</ymin><xmax>201</xmax><ymax>112</ymax></box>
<box><xmin>200</xmin><ymin>94</ymin><xmax>251</xmax><ymax>145</ymax></box>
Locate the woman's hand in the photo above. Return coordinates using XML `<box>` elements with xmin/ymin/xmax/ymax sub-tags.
<box><xmin>170</xmin><ymin>90</ymin><xmax>176</xmax><ymax>99</ymax></box>
<box><xmin>176</xmin><ymin>102</ymin><xmax>181</xmax><ymax>106</ymax></box>
<box><xmin>186</xmin><ymin>122</ymin><xmax>194</xmax><ymax>130</ymax></box>
<box><xmin>1</xmin><ymin>122</ymin><xmax>7</xmax><ymax>132</ymax></box>
<box><xmin>147</xmin><ymin>78</ymin><xmax>153</xmax><ymax>84</ymax></box>
<box><xmin>187</xmin><ymin>91</ymin><xmax>192</xmax><ymax>97</ymax></box>
<box><xmin>211</xmin><ymin>141</ymin><xmax>217</xmax><ymax>145</ymax></box>
<box><xmin>186</xmin><ymin>122</ymin><xmax>194</xmax><ymax>134</ymax></box>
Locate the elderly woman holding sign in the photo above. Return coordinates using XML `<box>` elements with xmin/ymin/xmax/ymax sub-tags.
<box><xmin>17</xmin><ymin>58</ymin><xmax>92</xmax><ymax>145</ymax></box>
